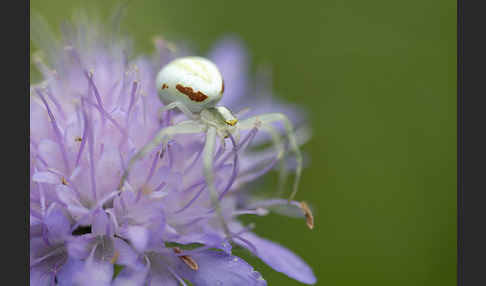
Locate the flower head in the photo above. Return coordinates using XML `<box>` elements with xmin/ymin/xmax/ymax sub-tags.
<box><xmin>30</xmin><ymin>19</ymin><xmax>316</xmax><ymax>285</ymax></box>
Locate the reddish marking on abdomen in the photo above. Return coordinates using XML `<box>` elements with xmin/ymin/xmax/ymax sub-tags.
<box><xmin>161</xmin><ymin>83</ymin><xmax>168</xmax><ymax>89</ymax></box>
<box><xmin>176</xmin><ymin>84</ymin><xmax>208</xmax><ymax>102</ymax></box>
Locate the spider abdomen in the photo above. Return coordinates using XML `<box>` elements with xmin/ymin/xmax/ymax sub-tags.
<box><xmin>156</xmin><ymin>57</ymin><xmax>224</xmax><ymax>113</ymax></box>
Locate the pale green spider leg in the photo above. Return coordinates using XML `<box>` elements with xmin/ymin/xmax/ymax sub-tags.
<box><xmin>261</xmin><ymin>124</ymin><xmax>289</xmax><ymax>196</ymax></box>
<box><xmin>235</xmin><ymin>121</ymin><xmax>287</xmax><ymax>196</ymax></box>
<box><xmin>238</xmin><ymin>113</ymin><xmax>303</xmax><ymax>201</ymax></box>
<box><xmin>118</xmin><ymin>120</ymin><xmax>205</xmax><ymax>189</ymax></box>
<box><xmin>232</xmin><ymin>120</ymin><xmax>288</xmax><ymax>195</ymax></box>
<box><xmin>158</xmin><ymin>101</ymin><xmax>199</xmax><ymax>121</ymax></box>
<box><xmin>203</xmin><ymin>126</ymin><xmax>232</xmax><ymax>237</ymax></box>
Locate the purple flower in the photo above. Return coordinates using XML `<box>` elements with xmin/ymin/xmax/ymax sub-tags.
<box><xmin>30</xmin><ymin>20</ymin><xmax>316</xmax><ymax>285</ymax></box>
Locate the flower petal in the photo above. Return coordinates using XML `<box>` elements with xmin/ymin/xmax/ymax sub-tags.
<box><xmin>32</xmin><ymin>171</ymin><xmax>60</xmax><ymax>184</ymax></box>
<box><xmin>55</xmin><ymin>184</ymin><xmax>90</xmax><ymax>219</ymax></box>
<box><xmin>171</xmin><ymin>231</ymin><xmax>232</xmax><ymax>255</ymax></box>
<box><xmin>55</xmin><ymin>258</ymin><xmax>84</xmax><ymax>286</ymax></box>
<box><xmin>177</xmin><ymin>250</ymin><xmax>267</xmax><ymax>286</ymax></box>
<box><xmin>113</xmin><ymin>266</ymin><xmax>149</xmax><ymax>286</ymax></box>
<box><xmin>122</xmin><ymin>225</ymin><xmax>149</xmax><ymax>252</ymax></box>
<box><xmin>146</xmin><ymin>252</ymin><xmax>181</xmax><ymax>286</ymax></box>
<box><xmin>238</xmin><ymin>232</ymin><xmax>316</xmax><ymax>285</ymax></box>
<box><xmin>30</xmin><ymin>266</ymin><xmax>54</xmax><ymax>286</ymax></box>
<box><xmin>44</xmin><ymin>205</ymin><xmax>71</xmax><ymax>241</ymax></box>
<box><xmin>92</xmin><ymin>209</ymin><xmax>114</xmax><ymax>236</ymax></box>
<box><xmin>67</xmin><ymin>235</ymin><xmax>96</xmax><ymax>260</ymax></box>
<box><xmin>72</xmin><ymin>249</ymin><xmax>114</xmax><ymax>286</ymax></box>
<box><xmin>113</xmin><ymin>237</ymin><xmax>139</xmax><ymax>267</ymax></box>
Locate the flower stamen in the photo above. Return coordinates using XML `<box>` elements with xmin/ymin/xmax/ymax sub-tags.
<box><xmin>300</xmin><ymin>201</ymin><xmax>314</xmax><ymax>230</ymax></box>
<box><xmin>110</xmin><ymin>251</ymin><xmax>119</xmax><ymax>264</ymax></box>
<box><xmin>173</xmin><ymin>247</ymin><xmax>199</xmax><ymax>271</ymax></box>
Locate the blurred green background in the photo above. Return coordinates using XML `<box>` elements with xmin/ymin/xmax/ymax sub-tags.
<box><xmin>30</xmin><ymin>0</ymin><xmax>456</xmax><ymax>285</ymax></box>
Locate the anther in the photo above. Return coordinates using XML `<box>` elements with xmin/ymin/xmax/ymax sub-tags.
<box><xmin>173</xmin><ymin>247</ymin><xmax>199</xmax><ymax>271</ymax></box>
<box><xmin>142</xmin><ymin>185</ymin><xmax>152</xmax><ymax>195</ymax></box>
<box><xmin>300</xmin><ymin>201</ymin><xmax>314</xmax><ymax>230</ymax></box>
<box><xmin>110</xmin><ymin>251</ymin><xmax>119</xmax><ymax>264</ymax></box>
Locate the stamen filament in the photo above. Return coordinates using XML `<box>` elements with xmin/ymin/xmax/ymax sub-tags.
<box><xmin>36</xmin><ymin>89</ymin><xmax>71</xmax><ymax>174</ymax></box>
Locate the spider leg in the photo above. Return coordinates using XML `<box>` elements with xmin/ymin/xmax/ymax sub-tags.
<box><xmin>118</xmin><ymin>120</ymin><xmax>205</xmax><ymax>189</ymax></box>
<box><xmin>261</xmin><ymin>124</ymin><xmax>289</xmax><ymax>196</ymax></box>
<box><xmin>235</xmin><ymin>107</ymin><xmax>251</xmax><ymax>118</ymax></box>
<box><xmin>238</xmin><ymin>118</ymin><xmax>287</xmax><ymax>195</ymax></box>
<box><xmin>239</xmin><ymin>113</ymin><xmax>302</xmax><ymax>201</ymax></box>
<box><xmin>203</xmin><ymin>126</ymin><xmax>231</xmax><ymax>237</ymax></box>
<box><xmin>159</xmin><ymin>101</ymin><xmax>198</xmax><ymax>120</ymax></box>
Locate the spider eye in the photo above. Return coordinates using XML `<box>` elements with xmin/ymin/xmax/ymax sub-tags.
<box><xmin>156</xmin><ymin>57</ymin><xmax>224</xmax><ymax>113</ymax></box>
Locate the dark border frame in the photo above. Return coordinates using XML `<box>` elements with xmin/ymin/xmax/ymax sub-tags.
<box><xmin>457</xmin><ymin>0</ymin><xmax>463</xmax><ymax>284</ymax></box>
<box><xmin>7</xmin><ymin>0</ymin><xmax>29</xmax><ymax>284</ymax></box>
<box><xmin>458</xmin><ymin>0</ymin><xmax>486</xmax><ymax>285</ymax></box>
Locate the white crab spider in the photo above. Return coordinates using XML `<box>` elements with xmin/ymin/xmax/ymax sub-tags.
<box><xmin>122</xmin><ymin>56</ymin><xmax>302</xmax><ymax>232</ymax></box>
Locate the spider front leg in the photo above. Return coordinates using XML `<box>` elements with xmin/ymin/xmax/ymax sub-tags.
<box><xmin>159</xmin><ymin>101</ymin><xmax>199</xmax><ymax>121</ymax></box>
<box><xmin>203</xmin><ymin>126</ymin><xmax>231</xmax><ymax>237</ymax></box>
<box><xmin>118</xmin><ymin>120</ymin><xmax>205</xmax><ymax>189</ymax></box>
<box><xmin>237</xmin><ymin>119</ymin><xmax>288</xmax><ymax>196</ymax></box>
<box><xmin>239</xmin><ymin>113</ymin><xmax>303</xmax><ymax>201</ymax></box>
<box><xmin>261</xmin><ymin>124</ymin><xmax>289</xmax><ymax>196</ymax></box>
